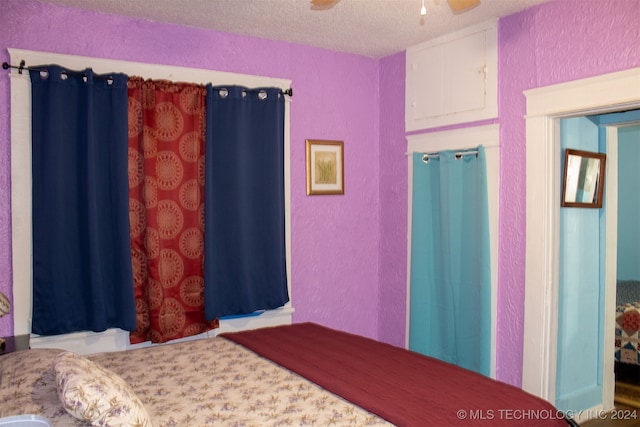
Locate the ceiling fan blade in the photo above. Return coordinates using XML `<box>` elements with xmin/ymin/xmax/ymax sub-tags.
<box><xmin>310</xmin><ymin>0</ymin><xmax>341</xmax><ymax>10</ymax></box>
<box><xmin>446</xmin><ymin>0</ymin><xmax>480</xmax><ymax>14</ymax></box>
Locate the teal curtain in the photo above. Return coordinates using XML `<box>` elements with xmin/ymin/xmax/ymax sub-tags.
<box><xmin>409</xmin><ymin>146</ymin><xmax>491</xmax><ymax>376</ymax></box>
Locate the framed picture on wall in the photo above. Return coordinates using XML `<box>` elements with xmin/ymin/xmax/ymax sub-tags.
<box><xmin>305</xmin><ymin>139</ymin><xmax>344</xmax><ymax>195</ymax></box>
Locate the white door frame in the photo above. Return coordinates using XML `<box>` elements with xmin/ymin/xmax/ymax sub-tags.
<box><xmin>603</xmin><ymin>126</ymin><xmax>619</xmax><ymax>413</ymax></box>
<box><xmin>523</xmin><ymin>67</ymin><xmax>640</xmax><ymax>410</ymax></box>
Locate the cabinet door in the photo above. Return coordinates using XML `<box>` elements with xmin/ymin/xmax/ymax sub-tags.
<box><xmin>410</xmin><ymin>42</ymin><xmax>445</xmax><ymax>120</ymax></box>
<box><xmin>406</xmin><ymin>21</ymin><xmax>497</xmax><ymax>131</ymax></box>
<box><xmin>446</xmin><ymin>31</ymin><xmax>487</xmax><ymax>115</ymax></box>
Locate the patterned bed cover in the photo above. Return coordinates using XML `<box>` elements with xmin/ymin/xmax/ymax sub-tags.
<box><xmin>1</xmin><ymin>322</ymin><xmax>572</xmax><ymax>426</ymax></box>
<box><xmin>223</xmin><ymin>323</ymin><xmax>569</xmax><ymax>427</ymax></box>
<box><xmin>616</xmin><ymin>301</ymin><xmax>640</xmax><ymax>365</ymax></box>
<box><xmin>0</xmin><ymin>334</ymin><xmax>391</xmax><ymax>426</ymax></box>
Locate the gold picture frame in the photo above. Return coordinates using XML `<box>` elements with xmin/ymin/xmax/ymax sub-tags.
<box><xmin>305</xmin><ymin>139</ymin><xmax>344</xmax><ymax>195</ymax></box>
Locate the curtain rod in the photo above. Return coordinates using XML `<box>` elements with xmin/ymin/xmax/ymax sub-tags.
<box><xmin>420</xmin><ymin>150</ymin><xmax>478</xmax><ymax>163</ymax></box>
<box><xmin>405</xmin><ymin>149</ymin><xmax>479</xmax><ymax>161</ymax></box>
<box><xmin>3</xmin><ymin>60</ymin><xmax>118</xmax><ymax>82</ymax></box>
<box><xmin>2</xmin><ymin>61</ymin><xmax>293</xmax><ymax>97</ymax></box>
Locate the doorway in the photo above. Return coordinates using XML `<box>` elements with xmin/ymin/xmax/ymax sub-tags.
<box><xmin>523</xmin><ymin>66</ymin><xmax>640</xmax><ymax>424</ymax></box>
<box><xmin>554</xmin><ymin>114</ymin><xmax>640</xmax><ymax>413</ymax></box>
<box><xmin>604</xmin><ymin>120</ymin><xmax>640</xmax><ymax>408</ymax></box>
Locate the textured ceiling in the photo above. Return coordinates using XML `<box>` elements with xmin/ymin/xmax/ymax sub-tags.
<box><xmin>37</xmin><ymin>0</ymin><xmax>550</xmax><ymax>58</ymax></box>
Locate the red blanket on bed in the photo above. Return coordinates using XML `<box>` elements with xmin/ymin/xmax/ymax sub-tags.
<box><xmin>222</xmin><ymin>322</ymin><xmax>569</xmax><ymax>427</ymax></box>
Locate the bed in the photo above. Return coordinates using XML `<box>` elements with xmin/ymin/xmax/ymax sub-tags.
<box><xmin>1</xmin><ymin>322</ymin><xmax>573</xmax><ymax>426</ymax></box>
<box><xmin>615</xmin><ymin>281</ymin><xmax>640</xmax><ymax>382</ymax></box>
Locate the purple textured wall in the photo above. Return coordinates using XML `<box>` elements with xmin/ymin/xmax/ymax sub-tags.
<box><xmin>377</xmin><ymin>52</ymin><xmax>407</xmax><ymax>347</ymax></box>
<box><xmin>0</xmin><ymin>0</ymin><xmax>382</xmax><ymax>339</ymax></box>
<box><xmin>496</xmin><ymin>0</ymin><xmax>640</xmax><ymax>385</ymax></box>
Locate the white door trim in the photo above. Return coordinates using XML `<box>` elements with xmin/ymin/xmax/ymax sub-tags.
<box><xmin>603</xmin><ymin>126</ymin><xmax>618</xmax><ymax>412</ymax></box>
<box><xmin>523</xmin><ymin>67</ymin><xmax>640</xmax><ymax>402</ymax></box>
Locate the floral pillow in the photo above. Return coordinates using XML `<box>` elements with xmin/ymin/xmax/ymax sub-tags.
<box><xmin>53</xmin><ymin>351</ymin><xmax>152</xmax><ymax>427</ymax></box>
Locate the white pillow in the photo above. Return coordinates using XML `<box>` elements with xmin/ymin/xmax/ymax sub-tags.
<box><xmin>53</xmin><ymin>351</ymin><xmax>152</xmax><ymax>427</ymax></box>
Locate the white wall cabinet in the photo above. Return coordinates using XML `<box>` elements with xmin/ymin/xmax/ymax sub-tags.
<box><xmin>405</xmin><ymin>20</ymin><xmax>497</xmax><ymax>131</ymax></box>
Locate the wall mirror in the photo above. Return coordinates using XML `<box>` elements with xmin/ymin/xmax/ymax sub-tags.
<box><xmin>561</xmin><ymin>148</ymin><xmax>607</xmax><ymax>208</ymax></box>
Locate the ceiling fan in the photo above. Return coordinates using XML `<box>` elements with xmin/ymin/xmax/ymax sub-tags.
<box><xmin>310</xmin><ymin>0</ymin><xmax>481</xmax><ymax>14</ymax></box>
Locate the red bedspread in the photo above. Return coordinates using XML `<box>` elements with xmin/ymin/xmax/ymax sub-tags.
<box><xmin>222</xmin><ymin>322</ymin><xmax>569</xmax><ymax>427</ymax></box>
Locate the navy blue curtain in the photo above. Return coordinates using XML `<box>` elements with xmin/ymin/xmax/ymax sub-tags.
<box><xmin>30</xmin><ymin>66</ymin><xmax>136</xmax><ymax>335</ymax></box>
<box><xmin>204</xmin><ymin>86</ymin><xmax>289</xmax><ymax>318</ymax></box>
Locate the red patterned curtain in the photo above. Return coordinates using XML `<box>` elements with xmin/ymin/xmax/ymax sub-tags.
<box><xmin>127</xmin><ymin>78</ymin><xmax>218</xmax><ymax>344</ymax></box>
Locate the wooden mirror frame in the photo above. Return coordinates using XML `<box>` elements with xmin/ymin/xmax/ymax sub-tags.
<box><xmin>561</xmin><ymin>148</ymin><xmax>607</xmax><ymax>208</ymax></box>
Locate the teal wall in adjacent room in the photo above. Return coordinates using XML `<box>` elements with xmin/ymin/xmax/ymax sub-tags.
<box><xmin>556</xmin><ymin>111</ymin><xmax>640</xmax><ymax>412</ymax></box>
<box><xmin>556</xmin><ymin>117</ymin><xmax>604</xmax><ymax>411</ymax></box>
<box><xmin>616</xmin><ymin>124</ymin><xmax>640</xmax><ymax>281</ymax></box>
